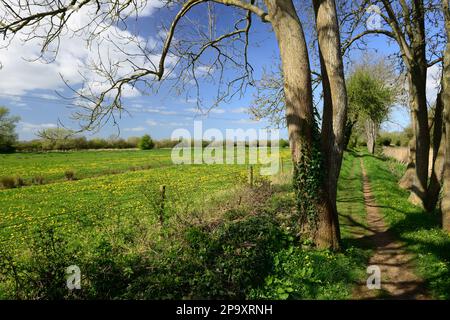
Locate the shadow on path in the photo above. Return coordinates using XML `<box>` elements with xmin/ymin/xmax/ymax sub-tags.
<box><xmin>352</xmin><ymin>159</ymin><xmax>430</xmax><ymax>300</ymax></box>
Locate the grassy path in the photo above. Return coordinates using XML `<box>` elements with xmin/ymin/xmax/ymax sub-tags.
<box><xmin>361</xmin><ymin>152</ymin><xmax>450</xmax><ymax>299</ymax></box>
<box><xmin>353</xmin><ymin>158</ymin><xmax>429</xmax><ymax>299</ymax></box>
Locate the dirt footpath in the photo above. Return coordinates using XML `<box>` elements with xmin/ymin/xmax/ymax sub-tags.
<box><xmin>353</xmin><ymin>159</ymin><xmax>429</xmax><ymax>299</ymax></box>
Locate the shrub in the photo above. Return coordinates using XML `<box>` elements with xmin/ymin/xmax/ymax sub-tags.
<box><xmin>0</xmin><ymin>227</ymin><xmax>82</xmax><ymax>299</ymax></box>
<box><xmin>0</xmin><ymin>176</ymin><xmax>16</xmax><ymax>189</ymax></box>
<box><xmin>32</xmin><ymin>176</ymin><xmax>45</xmax><ymax>185</ymax></box>
<box><xmin>249</xmin><ymin>246</ymin><xmax>369</xmax><ymax>299</ymax></box>
<box><xmin>139</xmin><ymin>135</ymin><xmax>155</xmax><ymax>150</ymax></box>
<box><xmin>380</xmin><ymin>137</ymin><xmax>392</xmax><ymax>146</ymax></box>
<box><xmin>279</xmin><ymin>139</ymin><xmax>290</xmax><ymax>148</ymax></box>
<box><xmin>358</xmin><ymin>140</ymin><xmax>367</xmax><ymax>147</ymax></box>
<box><xmin>155</xmin><ymin>139</ymin><xmax>180</xmax><ymax>149</ymax></box>
<box><xmin>64</xmin><ymin>170</ymin><xmax>76</xmax><ymax>181</ymax></box>
<box><xmin>15</xmin><ymin>176</ymin><xmax>25</xmax><ymax>187</ymax></box>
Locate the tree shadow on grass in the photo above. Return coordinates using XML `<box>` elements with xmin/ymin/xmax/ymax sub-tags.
<box><xmin>360</xmin><ymin>153</ymin><xmax>450</xmax><ymax>299</ymax></box>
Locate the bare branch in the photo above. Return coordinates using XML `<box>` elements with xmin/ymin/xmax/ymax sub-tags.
<box><xmin>342</xmin><ymin>28</ymin><xmax>395</xmax><ymax>54</ymax></box>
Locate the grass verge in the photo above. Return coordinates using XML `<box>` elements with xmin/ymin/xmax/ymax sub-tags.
<box><xmin>362</xmin><ymin>151</ymin><xmax>450</xmax><ymax>299</ymax></box>
<box><xmin>250</xmin><ymin>151</ymin><xmax>370</xmax><ymax>300</ymax></box>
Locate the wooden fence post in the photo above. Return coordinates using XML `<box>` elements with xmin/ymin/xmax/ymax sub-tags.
<box><xmin>249</xmin><ymin>165</ymin><xmax>254</xmax><ymax>187</ymax></box>
<box><xmin>159</xmin><ymin>185</ymin><xmax>166</xmax><ymax>225</ymax></box>
<box><xmin>280</xmin><ymin>157</ymin><xmax>284</xmax><ymax>173</ymax></box>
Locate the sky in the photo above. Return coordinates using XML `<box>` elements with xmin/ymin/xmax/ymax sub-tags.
<box><xmin>0</xmin><ymin>1</ymin><xmax>442</xmax><ymax>141</ymax></box>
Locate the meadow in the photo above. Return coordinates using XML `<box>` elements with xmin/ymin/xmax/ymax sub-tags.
<box><xmin>0</xmin><ymin>148</ymin><xmax>293</xmax><ymax>245</ymax></box>
<box><xmin>2</xmin><ymin>147</ymin><xmax>448</xmax><ymax>300</ymax></box>
<box><xmin>0</xmin><ymin>148</ymin><xmax>370</xmax><ymax>299</ymax></box>
<box><xmin>0</xmin><ymin>149</ymin><xmax>176</xmax><ymax>185</ymax></box>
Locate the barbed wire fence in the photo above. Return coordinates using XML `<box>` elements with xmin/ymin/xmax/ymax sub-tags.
<box><xmin>0</xmin><ymin>157</ymin><xmax>293</xmax><ymax>249</ymax></box>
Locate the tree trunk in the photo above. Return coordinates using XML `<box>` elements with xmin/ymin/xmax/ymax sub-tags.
<box><xmin>399</xmin><ymin>135</ymin><xmax>416</xmax><ymax>189</ymax></box>
<box><xmin>314</xmin><ymin>0</ymin><xmax>347</xmax><ymax>247</ymax></box>
<box><xmin>265</xmin><ymin>0</ymin><xmax>338</xmax><ymax>249</ymax></box>
<box><xmin>407</xmin><ymin>65</ymin><xmax>430</xmax><ymax>207</ymax></box>
<box><xmin>343</xmin><ymin>119</ymin><xmax>357</xmax><ymax>150</ymax></box>
<box><xmin>392</xmin><ymin>1</ymin><xmax>430</xmax><ymax>206</ymax></box>
<box><xmin>441</xmin><ymin>0</ymin><xmax>450</xmax><ymax>232</ymax></box>
<box><xmin>426</xmin><ymin>91</ymin><xmax>445</xmax><ymax>212</ymax></box>
<box><xmin>365</xmin><ymin>118</ymin><xmax>377</xmax><ymax>154</ymax></box>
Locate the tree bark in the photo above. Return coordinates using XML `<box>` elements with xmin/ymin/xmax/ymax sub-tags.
<box><xmin>343</xmin><ymin>119</ymin><xmax>357</xmax><ymax>150</ymax></box>
<box><xmin>265</xmin><ymin>0</ymin><xmax>339</xmax><ymax>249</ymax></box>
<box><xmin>380</xmin><ymin>0</ymin><xmax>431</xmax><ymax>207</ymax></box>
<box><xmin>426</xmin><ymin>91</ymin><xmax>445</xmax><ymax>212</ymax></box>
<box><xmin>407</xmin><ymin>64</ymin><xmax>430</xmax><ymax>207</ymax></box>
<box><xmin>314</xmin><ymin>0</ymin><xmax>347</xmax><ymax>247</ymax></box>
<box><xmin>441</xmin><ymin>0</ymin><xmax>450</xmax><ymax>232</ymax></box>
<box><xmin>365</xmin><ymin>118</ymin><xmax>377</xmax><ymax>154</ymax></box>
<box><xmin>399</xmin><ymin>135</ymin><xmax>416</xmax><ymax>189</ymax></box>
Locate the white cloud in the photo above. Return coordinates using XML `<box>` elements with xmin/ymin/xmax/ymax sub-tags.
<box><xmin>167</xmin><ymin>121</ymin><xmax>189</xmax><ymax>127</ymax></box>
<box><xmin>145</xmin><ymin>119</ymin><xmax>189</xmax><ymax>127</ymax></box>
<box><xmin>20</xmin><ymin>121</ymin><xmax>57</xmax><ymax>132</ymax></box>
<box><xmin>129</xmin><ymin>104</ymin><xmax>177</xmax><ymax>115</ymax></box>
<box><xmin>232</xmin><ymin>119</ymin><xmax>260</xmax><ymax>125</ymax></box>
<box><xmin>185</xmin><ymin>108</ymin><xmax>198</xmax><ymax>113</ymax></box>
<box><xmin>179</xmin><ymin>97</ymin><xmax>197</xmax><ymax>104</ymax></box>
<box><xmin>146</xmin><ymin>119</ymin><xmax>158</xmax><ymax>126</ymax></box>
<box><xmin>231</xmin><ymin>107</ymin><xmax>248</xmax><ymax>114</ymax></box>
<box><xmin>195</xmin><ymin>65</ymin><xmax>215</xmax><ymax>77</ymax></box>
<box><xmin>33</xmin><ymin>93</ymin><xmax>60</xmax><ymax>100</ymax></box>
<box><xmin>0</xmin><ymin>1</ymin><xmax>169</xmax><ymax>97</ymax></box>
<box><xmin>184</xmin><ymin>107</ymin><xmax>224</xmax><ymax>114</ymax></box>
<box><xmin>124</xmin><ymin>126</ymin><xmax>146</xmax><ymax>132</ymax></box>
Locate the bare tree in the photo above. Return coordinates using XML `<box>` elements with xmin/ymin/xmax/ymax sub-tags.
<box><xmin>340</xmin><ymin>0</ymin><xmax>445</xmax><ymax>210</ymax></box>
<box><xmin>0</xmin><ymin>0</ymin><xmax>348</xmax><ymax>249</ymax></box>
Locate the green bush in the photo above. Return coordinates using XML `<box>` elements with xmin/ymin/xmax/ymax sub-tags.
<box><xmin>0</xmin><ymin>176</ymin><xmax>16</xmax><ymax>189</ymax></box>
<box><xmin>124</xmin><ymin>213</ymin><xmax>289</xmax><ymax>299</ymax></box>
<box><xmin>279</xmin><ymin>139</ymin><xmax>289</xmax><ymax>148</ymax></box>
<box><xmin>380</xmin><ymin>137</ymin><xmax>392</xmax><ymax>146</ymax></box>
<box><xmin>0</xmin><ymin>227</ymin><xmax>81</xmax><ymax>299</ymax></box>
<box><xmin>32</xmin><ymin>175</ymin><xmax>45</xmax><ymax>185</ymax></box>
<box><xmin>249</xmin><ymin>246</ymin><xmax>368</xmax><ymax>299</ymax></box>
<box><xmin>155</xmin><ymin>139</ymin><xmax>180</xmax><ymax>149</ymax></box>
<box><xmin>64</xmin><ymin>171</ymin><xmax>76</xmax><ymax>181</ymax></box>
<box><xmin>15</xmin><ymin>176</ymin><xmax>25</xmax><ymax>187</ymax></box>
<box><xmin>138</xmin><ymin>135</ymin><xmax>155</xmax><ymax>150</ymax></box>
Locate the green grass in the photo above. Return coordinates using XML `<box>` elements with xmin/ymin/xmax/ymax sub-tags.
<box><xmin>362</xmin><ymin>151</ymin><xmax>450</xmax><ymax>299</ymax></box>
<box><xmin>0</xmin><ymin>160</ymin><xmax>286</xmax><ymax>299</ymax></box>
<box><xmin>8</xmin><ymin>148</ymin><xmax>425</xmax><ymax>299</ymax></box>
<box><xmin>0</xmin><ymin>149</ymin><xmax>372</xmax><ymax>299</ymax></box>
<box><xmin>0</xmin><ymin>147</ymin><xmax>293</xmax><ymax>298</ymax></box>
<box><xmin>337</xmin><ymin>151</ymin><xmax>368</xmax><ymax>241</ymax></box>
<box><xmin>0</xmin><ymin>163</ymin><xmax>251</xmax><ymax>247</ymax></box>
<box><xmin>0</xmin><ymin>148</ymin><xmax>292</xmax><ymax>187</ymax></box>
<box><xmin>249</xmin><ymin>151</ymin><xmax>371</xmax><ymax>300</ymax></box>
<box><xmin>0</xmin><ymin>149</ymin><xmax>175</xmax><ymax>186</ymax></box>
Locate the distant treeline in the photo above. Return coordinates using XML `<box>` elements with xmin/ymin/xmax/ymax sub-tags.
<box><xmin>13</xmin><ymin>136</ymin><xmax>290</xmax><ymax>152</ymax></box>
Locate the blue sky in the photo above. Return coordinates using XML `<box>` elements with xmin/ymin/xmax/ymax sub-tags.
<box><xmin>0</xmin><ymin>1</ymin><xmax>440</xmax><ymax>141</ymax></box>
